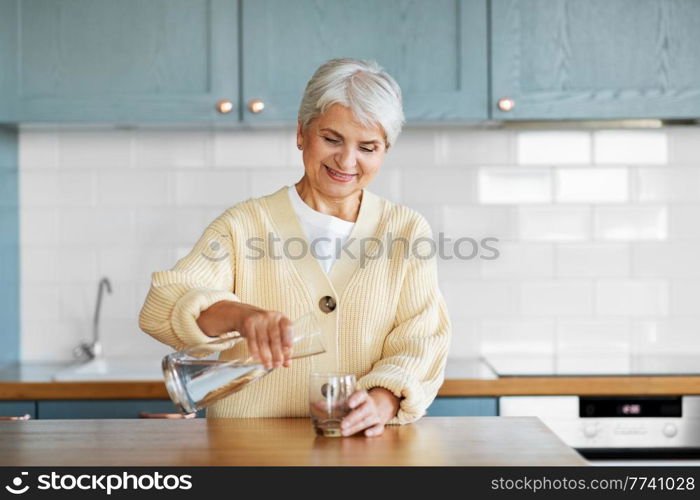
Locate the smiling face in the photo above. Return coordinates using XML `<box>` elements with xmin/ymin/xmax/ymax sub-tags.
<box><xmin>296</xmin><ymin>103</ymin><xmax>387</xmax><ymax>200</ymax></box>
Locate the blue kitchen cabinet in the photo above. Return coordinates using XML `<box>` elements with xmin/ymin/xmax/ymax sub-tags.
<box><xmin>37</xmin><ymin>400</ymin><xmax>204</xmax><ymax>419</ymax></box>
<box><xmin>2</xmin><ymin>0</ymin><xmax>238</xmax><ymax>123</ymax></box>
<box><xmin>0</xmin><ymin>401</ymin><xmax>37</xmax><ymax>419</ymax></box>
<box><xmin>0</xmin><ymin>128</ymin><xmax>19</xmax><ymax>364</ymax></box>
<box><xmin>491</xmin><ymin>0</ymin><xmax>700</xmax><ymax>120</ymax></box>
<box><xmin>241</xmin><ymin>0</ymin><xmax>488</xmax><ymax>123</ymax></box>
<box><xmin>426</xmin><ymin>397</ymin><xmax>498</xmax><ymax>416</ymax></box>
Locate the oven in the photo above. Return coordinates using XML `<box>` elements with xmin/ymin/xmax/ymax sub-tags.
<box><xmin>499</xmin><ymin>396</ymin><xmax>700</xmax><ymax>462</ymax></box>
<box><xmin>486</xmin><ymin>354</ymin><xmax>700</xmax><ymax>464</ymax></box>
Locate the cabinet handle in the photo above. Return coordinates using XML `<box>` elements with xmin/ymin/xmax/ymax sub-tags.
<box><xmin>138</xmin><ymin>411</ymin><xmax>196</xmax><ymax>419</ymax></box>
<box><xmin>247</xmin><ymin>99</ymin><xmax>265</xmax><ymax>114</ymax></box>
<box><xmin>0</xmin><ymin>414</ymin><xmax>31</xmax><ymax>421</ymax></box>
<box><xmin>216</xmin><ymin>100</ymin><xmax>234</xmax><ymax>114</ymax></box>
<box><xmin>497</xmin><ymin>97</ymin><xmax>515</xmax><ymax>112</ymax></box>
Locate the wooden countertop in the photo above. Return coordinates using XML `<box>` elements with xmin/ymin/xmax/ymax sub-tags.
<box><xmin>0</xmin><ymin>417</ymin><xmax>587</xmax><ymax>466</ymax></box>
<box><xmin>0</xmin><ymin>358</ymin><xmax>699</xmax><ymax>400</ymax></box>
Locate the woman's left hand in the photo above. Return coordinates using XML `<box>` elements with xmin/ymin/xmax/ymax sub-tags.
<box><xmin>340</xmin><ymin>388</ymin><xmax>400</xmax><ymax>437</ymax></box>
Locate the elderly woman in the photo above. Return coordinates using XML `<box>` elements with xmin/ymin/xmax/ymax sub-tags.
<box><xmin>139</xmin><ymin>58</ymin><xmax>451</xmax><ymax>437</ymax></box>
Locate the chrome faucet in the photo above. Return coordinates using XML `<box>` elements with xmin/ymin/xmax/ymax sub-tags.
<box><xmin>73</xmin><ymin>277</ymin><xmax>112</xmax><ymax>361</ymax></box>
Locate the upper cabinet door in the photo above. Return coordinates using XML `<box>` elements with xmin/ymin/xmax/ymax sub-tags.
<box><xmin>491</xmin><ymin>0</ymin><xmax>700</xmax><ymax>120</ymax></box>
<box><xmin>241</xmin><ymin>0</ymin><xmax>488</xmax><ymax>123</ymax></box>
<box><xmin>8</xmin><ymin>0</ymin><xmax>238</xmax><ymax>123</ymax></box>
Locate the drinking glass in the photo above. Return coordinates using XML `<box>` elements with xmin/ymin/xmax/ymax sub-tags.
<box><xmin>162</xmin><ymin>311</ymin><xmax>324</xmax><ymax>414</ymax></box>
<box><xmin>309</xmin><ymin>372</ymin><xmax>356</xmax><ymax>437</ymax></box>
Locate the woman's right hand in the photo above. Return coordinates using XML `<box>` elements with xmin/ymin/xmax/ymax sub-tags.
<box><xmin>196</xmin><ymin>301</ymin><xmax>294</xmax><ymax>369</ymax></box>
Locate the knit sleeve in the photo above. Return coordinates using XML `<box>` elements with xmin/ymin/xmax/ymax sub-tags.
<box><xmin>138</xmin><ymin>212</ymin><xmax>240</xmax><ymax>351</ymax></box>
<box><xmin>356</xmin><ymin>216</ymin><xmax>452</xmax><ymax>425</ymax></box>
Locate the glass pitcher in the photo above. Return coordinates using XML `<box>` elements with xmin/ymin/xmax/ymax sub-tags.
<box><xmin>162</xmin><ymin>311</ymin><xmax>325</xmax><ymax>415</ymax></box>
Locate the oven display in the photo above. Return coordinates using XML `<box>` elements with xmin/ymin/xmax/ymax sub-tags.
<box><xmin>580</xmin><ymin>396</ymin><xmax>682</xmax><ymax>417</ymax></box>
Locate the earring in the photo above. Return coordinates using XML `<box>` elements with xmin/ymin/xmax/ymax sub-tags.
<box><xmin>297</xmin><ymin>144</ymin><xmax>302</xmax><ymax>150</ymax></box>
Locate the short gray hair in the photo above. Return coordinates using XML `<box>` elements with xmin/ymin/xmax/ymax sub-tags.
<box><xmin>297</xmin><ymin>58</ymin><xmax>405</xmax><ymax>149</ymax></box>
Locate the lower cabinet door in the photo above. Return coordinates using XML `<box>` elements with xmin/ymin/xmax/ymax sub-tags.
<box><xmin>426</xmin><ymin>397</ymin><xmax>498</xmax><ymax>417</ymax></box>
<box><xmin>37</xmin><ymin>400</ymin><xmax>204</xmax><ymax>419</ymax></box>
<box><xmin>0</xmin><ymin>401</ymin><xmax>37</xmax><ymax>419</ymax></box>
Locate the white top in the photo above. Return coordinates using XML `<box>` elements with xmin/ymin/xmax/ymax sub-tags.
<box><xmin>287</xmin><ymin>185</ymin><xmax>355</xmax><ymax>274</ymax></box>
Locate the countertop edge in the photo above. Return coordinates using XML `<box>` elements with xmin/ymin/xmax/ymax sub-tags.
<box><xmin>1</xmin><ymin>376</ymin><xmax>700</xmax><ymax>400</ymax></box>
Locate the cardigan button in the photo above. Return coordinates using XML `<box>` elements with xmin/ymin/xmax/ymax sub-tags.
<box><xmin>319</xmin><ymin>296</ymin><xmax>336</xmax><ymax>313</ymax></box>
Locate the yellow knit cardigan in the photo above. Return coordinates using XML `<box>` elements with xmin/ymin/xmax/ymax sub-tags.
<box><xmin>139</xmin><ymin>186</ymin><xmax>451</xmax><ymax>424</ymax></box>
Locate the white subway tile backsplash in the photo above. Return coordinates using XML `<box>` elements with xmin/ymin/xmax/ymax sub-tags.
<box><xmin>437</xmin><ymin>260</ymin><xmax>481</xmax><ymax>286</ymax></box>
<box><xmin>249</xmin><ymin>168</ymin><xmax>302</xmax><ymax>199</ymax></box>
<box><xmin>521</xmin><ymin>281</ymin><xmax>593</xmax><ymax>316</ymax></box>
<box><xmin>56</xmin><ymin>248</ymin><xmax>99</xmax><ymax>283</ymax></box>
<box><xmin>98</xmin><ymin>247</ymin><xmax>175</xmax><ymax>283</ymax></box>
<box><xmin>478</xmin><ymin>167</ymin><xmax>552</xmax><ymax>204</ymax></box>
<box><xmin>19</xmin><ymin>130</ymin><xmax>58</xmax><ymax>169</ymax></box>
<box><xmin>103</xmin><ymin>318</ymin><xmax>172</xmax><ymax>358</ymax></box>
<box><xmin>518</xmin><ymin>206</ymin><xmax>591</xmax><ymax>241</ymax></box>
<box><xmin>214</xmin><ymin>130</ymin><xmax>289</xmax><ymax>168</ymax></box>
<box><xmin>632</xmin><ymin>318</ymin><xmax>700</xmax><ymax>353</ymax></box>
<box><xmin>481</xmin><ymin>242</ymin><xmax>554</xmax><ymax>278</ymax></box>
<box><xmin>402</xmin><ymin>168</ymin><xmax>477</xmax><ymax>204</ymax></box>
<box><xmin>20</xmin><ymin>208</ymin><xmax>59</xmax><ymax>246</ymax></box>
<box><xmin>22</xmin><ymin>284</ymin><xmax>60</xmax><ymax>321</ymax></box>
<box><xmin>21</xmin><ymin>171</ymin><xmax>96</xmax><ymax>207</ymax></box>
<box><xmin>670</xmin><ymin>281</ymin><xmax>700</xmax><ymax>315</ymax></box>
<box><xmin>97</xmin><ymin>171</ymin><xmax>170</xmax><ymax>207</ymax></box>
<box><xmin>637</xmin><ymin>167</ymin><xmax>700</xmax><ymax>202</ymax></box>
<box><xmin>282</xmin><ymin>131</ymin><xmax>304</xmax><ymax>168</ymax></box>
<box><xmin>442</xmin><ymin>205</ymin><xmax>514</xmax><ymax>241</ymax></box>
<box><xmin>438</xmin><ymin>129</ymin><xmax>514</xmax><ymax>165</ymax></box>
<box><xmin>21</xmin><ymin>248</ymin><xmax>60</xmax><ymax>283</ymax></box>
<box><xmin>517</xmin><ymin>131</ymin><xmax>591</xmax><ymax>165</ymax></box>
<box><xmin>668</xmin><ymin>127</ymin><xmax>700</xmax><ymax>165</ymax></box>
<box><xmin>596</xmin><ymin>280</ymin><xmax>668</xmax><ymax>316</ymax></box>
<box><xmin>632</xmin><ymin>242</ymin><xmax>700</xmax><ymax>278</ymax></box>
<box><xmin>18</xmin><ymin>126</ymin><xmax>700</xmax><ymax>359</ymax></box>
<box><xmin>446</xmin><ymin>318</ymin><xmax>480</xmax><ymax>358</ymax></box>
<box><xmin>556</xmin><ymin>319</ymin><xmax>631</xmax><ymax>354</ymax></box>
<box><xmin>174</xmin><ymin>171</ymin><xmax>249</xmax><ymax>207</ymax></box>
<box><xmin>668</xmin><ymin>206</ymin><xmax>700</xmax><ymax>240</ymax></box>
<box><xmin>384</xmin><ymin>128</ymin><xmax>438</xmax><ymax>168</ymax></box>
<box><xmin>59</xmin><ymin>208</ymin><xmax>134</xmax><ymax>246</ymax></box>
<box><xmin>134</xmin><ymin>130</ymin><xmax>210</xmax><ymax>169</ymax></box>
<box><xmin>366</xmin><ymin>167</ymin><xmax>401</xmax><ymax>202</ymax></box>
<box><xmin>403</xmin><ymin>203</ymin><xmax>442</xmax><ymax>234</ymax></box>
<box><xmin>59</xmin><ymin>282</ymin><xmax>136</xmax><ymax>322</ymax></box>
<box><xmin>480</xmin><ymin>319</ymin><xmax>556</xmax><ymax>354</ymax></box>
<box><xmin>58</xmin><ymin>130</ymin><xmax>133</xmax><ymax>169</ymax></box>
<box><xmin>594</xmin><ymin>130</ymin><xmax>668</xmax><ymax>165</ymax></box>
<box><xmin>555</xmin><ymin>168</ymin><xmax>628</xmax><ymax>203</ymax></box>
<box><xmin>21</xmin><ymin>245</ymin><xmax>97</xmax><ymax>284</ymax></box>
<box><xmin>556</xmin><ymin>243</ymin><xmax>630</xmax><ymax>278</ymax></box>
<box><xmin>21</xmin><ymin>320</ymin><xmax>88</xmax><ymax>361</ymax></box>
<box><xmin>442</xmin><ymin>281</ymin><xmax>521</xmax><ymax>317</ymax></box>
<box><xmin>594</xmin><ymin>206</ymin><xmax>667</xmax><ymax>241</ymax></box>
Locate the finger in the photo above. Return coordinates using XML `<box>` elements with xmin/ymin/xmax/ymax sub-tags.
<box><xmin>242</xmin><ymin>322</ymin><xmax>260</xmax><ymax>363</ymax></box>
<box><xmin>364</xmin><ymin>423</ymin><xmax>385</xmax><ymax>437</ymax></box>
<box><xmin>341</xmin><ymin>403</ymin><xmax>373</xmax><ymax>435</ymax></box>
<box><xmin>340</xmin><ymin>404</ymin><xmax>369</xmax><ymax>430</ymax></box>
<box><xmin>279</xmin><ymin>316</ymin><xmax>293</xmax><ymax>365</ymax></box>
<box><xmin>343</xmin><ymin>412</ymin><xmax>380</xmax><ymax>437</ymax></box>
<box><xmin>267</xmin><ymin>315</ymin><xmax>283</xmax><ymax>367</ymax></box>
<box><xmin>347</xmin><ymin>390</ymin><xmax>368</xmax><ymax>410</ymax></box>
<box><xmin>255</xmin><ymin>324</ymin><xmax>273</xmax><ymax>370</ymax></box>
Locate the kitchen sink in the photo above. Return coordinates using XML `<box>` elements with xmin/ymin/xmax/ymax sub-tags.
<box><xmin>52</xmin><ymin>358</ymin><xmax>163</xmax><ymax>381</ymax></box>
